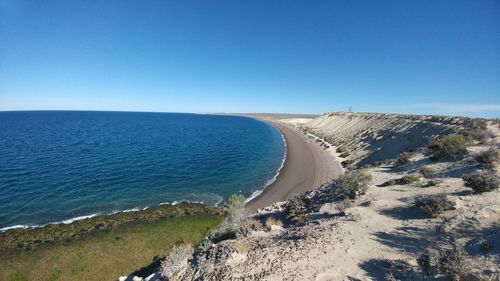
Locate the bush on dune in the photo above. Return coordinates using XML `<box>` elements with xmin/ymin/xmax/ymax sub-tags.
<box><xmin>331</xmin><ymin>171</ymin><xmax>372</xmax><ymax>199</ymax></box>
<box><xmin>462</xmin><ymin>170</ymin><xmax>499</xmax><ymax>193</ymax></box>
<box><xmin>223</xmin><ymin>194</ymin><xmax>246</xmax><ymax>217</ymax></box>
<box><xmin>161</xmin><ymin>244</ymin><xmax>193</xmax><ymax>279</ymax></box>
<box><xmin>428</xmin><ymin>134</ymin><xmax>471</xmax><ymax>160</ymax></box>
<box><xmin>286</xmin><ymin>195</ymin><xmax>308</xmax><ymax>224</ymax></box>
<box><xmin>397</xmin><ymin>152</ymin><xmax>414</xmax><ymax>165</ymax></box>
<box><xmin>265</xmin><ymin>216</ymin><xmax>283</xmax><ymax>230</ymax></box>
<box><xmin>419</xmin><ymin>166</ymin><xmax>436</xmax><ymax>178</ymax></box>
<box><xmin>460</xmin><ymin>120</ymin><xmax>494</xmax><ymax>144</ymax></box>
<box><xmin>473</xmin><ymin>148</ymin><xmax>499</xmax><ymax>169</ymax></box>
<box><xmin>415</xmin><ymin>194</ymin><xmax>455</xmax><ymax>218</ymax></box>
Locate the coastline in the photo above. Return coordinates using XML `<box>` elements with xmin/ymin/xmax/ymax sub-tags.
<box><xmin>242</xmin><ymin>115</ymin><xmax>342</xmax><ymax>213</ymax></box>
<box><xmin>1</xmin><ymin>114</ymin><xmax>341</xmax><ymax>232</ymax></box>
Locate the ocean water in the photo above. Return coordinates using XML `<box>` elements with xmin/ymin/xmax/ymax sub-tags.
<box><xmin>0</xmin><ymin>111</ymin><xmax>285</xmax><ymax>230</ymax></box>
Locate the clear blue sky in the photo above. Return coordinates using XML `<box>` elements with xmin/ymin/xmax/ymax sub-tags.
<box><xmin>1</xmin><ymin>0</ymin><xmax>499</xmax><ymax>117</ymax></box>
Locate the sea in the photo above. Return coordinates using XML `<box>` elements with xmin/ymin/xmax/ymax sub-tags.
<box><xmin>0</xmin><ymin>111</ymin><xmax>286</xmax><ymax>230</ymax></box>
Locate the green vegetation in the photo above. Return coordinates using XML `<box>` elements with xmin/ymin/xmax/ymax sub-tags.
<box><xmin>428</xmin><ymin>134</ymin><xmax>471</xmax><ymax>160</ymax></box>
<box><xmin>0</xmin><ymin>203</ymin><xmax>221</xmax><ymax>251</ymax></box>
<box><xmin>0</xmin><ymin>206</ymin><xmax>222</xmax><ymax>281</ymax></box>
<box><xmin>462</xmin><ymin>170</ymin><xmax>499</xmax><ymax>193</ymax></box>
<box><xmin>415</xmin><ymin>194</ymin><xmax>455</xmax><ymax>218</ymax></box>
<box><xmin>223</xmin><ymin>194</ymin><xmax>246</xmax><ymax>216</ymax></box>
<box><xmin>286</xmin><ymin>195</ymin><xmax>308</xmax><ymax>224</ymax></box>
<box><xmin>334</xmin><ymin>171</ymin><xmax>371</xmax><ymax>199</ymax></box>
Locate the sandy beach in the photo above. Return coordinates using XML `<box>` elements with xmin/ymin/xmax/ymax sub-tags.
<box><xmin>244</xmin><ymin>115</ymin><xmax>342</xmax><ymax>213</ymax></box>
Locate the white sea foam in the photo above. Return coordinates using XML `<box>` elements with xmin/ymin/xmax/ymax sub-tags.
<box><xmin>61</xmin><ymin>214</ymin><xmax>99</xmax><ymax>224</ymax></box>
<box><xmin>122</xmin><ymin>207</ymin><xmax>140</xmax><ymax>213</ymax></box>
<box><xmin>246</xmin><ymin>128</ymin><xmax>287</xmax><ymax>203</ymax></box>
<box><xmin>0</xmin><ymin>199</ymin><xmax>213</xmax><ymax>232</ymax></box>
<box><xmin>0</xmin><ymin>224</ymin><xmax>32</xmax><ymax>232</ymax></box>
<box><xmin>0</xmin><ymin>214</ymin><xmax>100</xmax><ymax>232</ymax></box>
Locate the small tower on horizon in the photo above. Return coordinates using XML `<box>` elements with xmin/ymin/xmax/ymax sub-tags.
<box><xmin>348</xmin><ymin>106</ymin><xmax>352</xmax><ymax>112</ymax></box>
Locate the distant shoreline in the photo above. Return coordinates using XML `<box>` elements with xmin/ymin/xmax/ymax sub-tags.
<box><xmin>240</xmin><ymin>115</ymin><xmax>342</xmax><ymax>213</ymax></box>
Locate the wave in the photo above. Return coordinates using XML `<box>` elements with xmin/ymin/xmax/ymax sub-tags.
<box><xmin>0</xmin><ymin>224</ymin><xmax>32</xmax><ymax>231</ymax></box>
<box><xmin>245</xmin><ymin>128</ymin><xmax>287</xmax><ymax>203</ymax></box>
<box><xmin>0</xmin><ymin>213</ymin><xmax>101</xmax><ymax>232</ymax></box>
<box><xmin>60</xmin><ymin>214</ymin><xmax>100</xmax><ymax>224</ymax></box>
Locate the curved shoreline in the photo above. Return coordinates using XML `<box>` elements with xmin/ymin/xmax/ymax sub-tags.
<box><xmin>243</xmin><ymin>115</ymin><xmax>342</xmax><ymax>213</ymax></box>
<box><xmin>1</xmin><ymin>115</ymin><xmax>340</xmax><ymax>231</ymax></box>
<box><xmin>245</xmin><ymin>128</ymin><xmax>287</xmax><ymax>203</ymax></box>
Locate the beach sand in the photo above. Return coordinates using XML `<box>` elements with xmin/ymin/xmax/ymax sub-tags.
<box><xmin>244</xmin><ymin>116</ymin><xmax>342</xmax><ymax>213</ymax></box>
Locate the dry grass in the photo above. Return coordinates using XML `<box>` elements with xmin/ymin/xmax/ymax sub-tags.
<box><xmin>232</xmin><ymin>239</ymin><xmax>250</xmax><ymax>254</ymax></box>
<box><xmin>161</xmin><ymin>244</ymin><xmax>193</xmax><ymax>279</ymax></box>
<box><xmin>265</xmin><ymin>216</ymin><xmax>283</xmax><ymax>229</ymax></box>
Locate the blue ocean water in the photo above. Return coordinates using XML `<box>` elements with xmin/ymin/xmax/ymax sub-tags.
<box><xmin>0</xmin><ymin>111</ymin><xmax>285</xmax><ymax>230</ymax></box>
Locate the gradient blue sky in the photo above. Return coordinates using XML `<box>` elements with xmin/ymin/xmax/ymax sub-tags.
<box><xmin>1</xmin><ymin>1</ymin><xmax>499</xmax><ymax>117</ymax></box>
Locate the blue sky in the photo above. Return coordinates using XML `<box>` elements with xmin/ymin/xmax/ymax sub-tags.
<box><xmin>1</xmin><ymin>1</ymin><xmax>499</xmax><ymax>117</ymax></box>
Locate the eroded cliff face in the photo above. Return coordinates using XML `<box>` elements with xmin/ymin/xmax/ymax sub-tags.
<box><xmin>301</xmin><ymin>112</ymin><xmax>466</xmax><ymax>167</ymax></box>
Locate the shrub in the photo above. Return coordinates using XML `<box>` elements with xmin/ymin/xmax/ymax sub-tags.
<box><xmin>244</xmin><ymin>219</ymin><xmax>263</xmax><ymax>231</ymax></box>
<box><xmin>161</xmin><ymin>244</ymin><xmax>193</xmax><ymax>279</ymax></box>
<box><xmin>378</xmin><ymin>179</ymin><xmax>397</xmax><ymax>187</ymax></box>
<box><xmin>341</xmin><ymin>159</ymin><xmax>354</xmax><ymax>168</ymax></box>
<box><xmin>286</xmin><ymin>195</ymin><xmax>308</xmax><ymax>224</ymax></box>
<box><xmin>428</xmin><ymin>134</ymin><xmax>471</xmax><ymax>160</ymax></box>
<box><xmin>264</xmin><ymin>216</ymin><xmax>283</xmax><ymax>230</ymax></box>
<box><xmin>211</xmin><ymin>228</ymin><xmax>237</xmax><ymax>243</ymax></box>
<box><xmin>462</xmin><ymin>170</ymin><xmax>499</xmax><ymax>193</ymax></box>
<box><xmin>221</xmin><ymin>194</ymin><xmax>246</xmax><ymax>229</ymax></box>
<box><xmin>423</xmin><ymin>179</ymin><xmax>443</xmax><ymax>187</ymax></box>
<box><xmin>461</xmin><ymin>125</ymin><xmax>494</xmax><ymax>144</ymax></box>
<box><xmin>397</xmin><ymin>152</ymin><xmax>414</xmax><ymax>165</ymax></box>
<box><xmin>415</xmin><ymin>194</ymin><xmax>455</xmax><ymax>218</ymax></box>
<box><xmin>232</xmin><ymin>239</ymin><xmax>250</xmax><ymax>253</ymax></box>
<box><xmin>334</xmin><ymin>171</ymin><xmax>371</xmax><ymax>199</ymax></box>
<box><xmin>339</xmin><ymin>152</ymin><xmax>350</xmax><ymax>158</ymax></box>
<box><xmin>223</xmin><ymin>194</ymin><xmax>246</xmax><ymax>216</ymax></box>
<box><xmin>419</xmin><ymin>166</ymin><xmax>436</xmax><ymax>178</ymax></box>
<box><xmin>234</xmin><ymin>218</ymin><xmax>263</xmax><ymax>237</ymax></box>
<box><xmin>438</xmin><ymin>249</ymin><xmax>465</xmax><ymax>280</ymax></box>
<box><xmin>473</xmin><ymin>148</ymin><xmax>499</xmax><ymax>169</ymax></box>
<box><xmin>418</xmin><ymin>249</ymin><xmax>470</xmax><ymax>280</ymax></box>
<box><xmin>379</xmin><ymin>174</ymin><xmax>422</xmax><ymax>187</ymax></box>
<box><xmin>335</xmin><ymin>200</ymin><xmax>351</xmax><ymax>216</ymax></box>
<box><xmin>400</xmin><ymin>174</ymin><xmax>421</xmax><ymax>185</ymax></box>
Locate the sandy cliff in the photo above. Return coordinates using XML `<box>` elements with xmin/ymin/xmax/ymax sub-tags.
<box><xmin>122</xmin><ymin>113</ymin><xmax>499</xmax><ymax>281</ymax></box>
